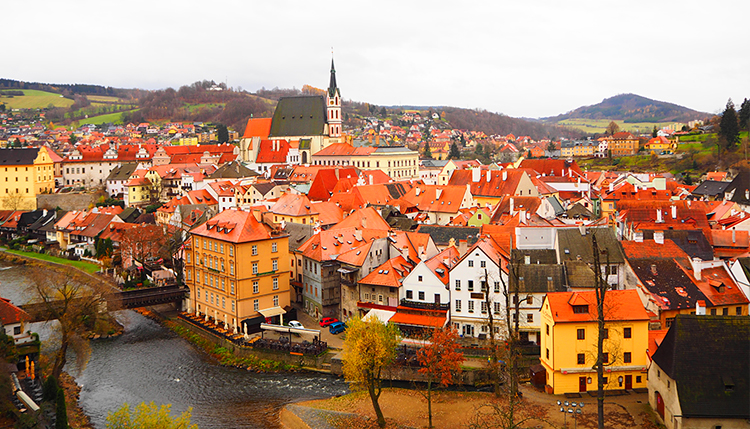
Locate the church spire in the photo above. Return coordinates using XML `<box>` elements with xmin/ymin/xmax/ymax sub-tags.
<box><xmin>328</xmin><ymin>57</ymin><xmax>339</xmax><ymax>98</ymax></box>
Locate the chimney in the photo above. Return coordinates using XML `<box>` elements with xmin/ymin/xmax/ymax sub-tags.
<box><xmin>733</xmin><ymin>228</ymin><xmax>737</xmax><ymax>244</ymax></box>
<box><xmin>579</xmin><ymin>224</ymin><xmax>586</xmax><ymax>236</ymax></box>
<box><xmin>502</xmin><ymin>171</ymin><xmax>508</xmax><ymax>181</ymax></box>
<box><xmin>401</xmin><ymin>246</ymin><xmax>409</xmax><ymax>259</ymax></box>
<box><xmin>369</xmin><ymin>174</ymin><xmax>373</xmax><ymax>185</ymax></box>
<box><xmin>609</xmin><ymin>183</ymin><xmax>613</xmax><ymax>192</ymax></box>
<box><xmin>436</xmin><ymin>188</ymin><xmax>443</xmax><ymax>199</ymax></box>
<box><xmin>519</xmin><ymin>210</ymin><xmax>526</xmax><ymax>224</ymax></box>
<box><xmin>472</xmin><ymin>168</ymin><xmax>480</xmax><ymax>182</ymax></box>
<box><xmin>418</xmin><ymin>245</ymin><xmax>425</xmax><ymax>258</ymax></box>
<box><xmin>692</xmin><ymin>257</ymin><xmax>702</xmax><ymax>281</ymax></box>
<box><xmin>415</xmin><ymin>187</ymin><xmax>421</xmax><ymax>196</ymax></box>
<box><xmin>654</xmin><ymin>231</ymin><xmax>664</xmax><ymax>244</ymax></box>
<box><xmin>634</xmin><ymin>231</ymin><xmax>644</xmax><ymax>242</ymax></box>
<box><xmin>458</xmin><ymin>239</ymin><xmax>468</xmax><ymax>256</ymax></box>
<box><xmin>361</xmin><ymin>216</ymin><xmax>367</xmax><ymax>229</ymax></box>
<box><xmin>656</xmin><ymin>209</ymin><xmax>663</xmax><ymax>223</ymax></box>
<box><xmin>671</xmin><ymin>205</ymin><xmax>677</xmax><ymax>219</ymax></box>
<box><xmin>487</xmin><ymin>170</ymin><xmax>492</xmax><ymax>182</ymax></box>
<box><xmin>252</xmin><ymin>209</ymin><xmax>262</xmax><ymax>223</ymax></box>
<box><xmin>448</xmin><ymin>237</ymin><xmax>457</xmax><ymax>248</ymax></box>
<box><xmin>696</xmin><ymin>300</ymin><xmax>706</xmax><ymax>315</ymax></box>
<box><xmin>509</xmin><ymin>197</ymin><xmax>515</xmax><ymax>215</ymax></box>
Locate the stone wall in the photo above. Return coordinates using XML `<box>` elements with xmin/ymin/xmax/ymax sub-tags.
<box><xmin>37</xmin><ymin>193</ymin><xmax>101</xmax><ymax>211</ymax></box>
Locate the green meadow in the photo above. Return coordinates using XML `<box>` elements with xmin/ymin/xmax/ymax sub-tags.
<box><xmin>0</xmin><ymin>89</ymin><xmax>74</xmax><ymax>109</ymax></box>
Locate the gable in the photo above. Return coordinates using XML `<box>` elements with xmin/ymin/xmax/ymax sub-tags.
<box><xmin>269</xmin><ymin>96</ymin><xmax>327</xmax><ymax>138</ymax></box>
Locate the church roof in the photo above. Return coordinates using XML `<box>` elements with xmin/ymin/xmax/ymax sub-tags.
<box><xmin>269</xmin><ymin>96</ymin><xmax>327</xmax><ymax>138</ymax></box>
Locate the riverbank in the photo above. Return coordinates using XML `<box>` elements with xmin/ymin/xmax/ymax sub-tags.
<box><xmin>281</xmin><ymin>385</ymin><xmax>660</xmax><ymax>429</ymax></box>
<box><xmin>0</xmin><ymin>247</ymin><xmax>101</xmax><ymax>273</ymax></box>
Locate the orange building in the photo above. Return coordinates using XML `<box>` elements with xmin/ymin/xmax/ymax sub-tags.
<box><xmin>184</xmin><ymin>209</ymin><xmax>291</xmax><ymax>333</ymax></box>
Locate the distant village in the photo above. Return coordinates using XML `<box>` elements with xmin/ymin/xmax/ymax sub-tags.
<box><xmin>0</xmin><ymin>62</ymin><xmax>747</xmax><ymax>429</ymax></box>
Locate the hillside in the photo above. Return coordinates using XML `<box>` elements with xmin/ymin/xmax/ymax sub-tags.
<box><xmin>442</xmin><ymin>107</ymin><xmax>585</xmax><ymax>140</ymax></box>
<box><xmin>545</xmin><ymin>93</ymin><xmax>710</xmax><ymax>123</ymax></box>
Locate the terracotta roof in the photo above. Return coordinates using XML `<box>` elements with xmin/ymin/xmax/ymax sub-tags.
<box><xmin>191</xmin><ymin>209</ymin><xmax>277</xmax><ymax>243</ymax></box>
<box><xmin>310</xmin><ymin>201</ymin><xmax>344</xmax><ymax>226</ymax></box>
<box><xmin>517</xmin><ymin>159</ymin><xmax>583</xmax><ymax>177</ymax></box>
<box><xmin>270</xmin><ymin>193</ymin><xmax>316</xmax><ymax>217</ymax></box>
<box><xmin>242</xmin><ymin>118</ymin><xmax>272</xmax><ymax>139</ymax></box>
<box><xmin>359</xmin><ymin>256</ymin><xmax>413</xmax><ymax>287</ymax></box>
<box><xmin>400</xmin><ymin>185</ymin><xmax>468</xmax><ymax>213</ymax></box>
<box><xmin>647</xmin><ymin>329</ymin><xmax>668</xmax><ymax>360</ymax></box>
<box><xmin>0</xmin><ymin>297</ymin><xmax>30</xmax><ymax>325</ymax></box>
<box><xmin>313</xmin><ymin>143</ymin><xmax>376</xmax><ymax>157</ymax></box>
<box><xmin>424</xmin><ymin>246</ymin><xmax>460</xmax><ymax>285</ymax></box>
<box><xmin>448</xmin><ymin>169</ymin><xmax>529</xmax><ymax>197</ymax></box>
<box><xmin>255</xmin><ymin>139</ymin><xmax>290</xmax><ymax>164</ymax></box>
<box><xmin>298</xmin><ymin>227</ymin><xmax>388</xmax><ymax>262</ymax></box>
<box><xmin>331</xmin><ymin>207</ymin><xmax>391</xmax><ymax>231</ymax></box>
<box><xmin>389</xmin><ymin>307</ymin><xmax>447</xmax><ymax>328</ymax></box>
<box><xmin>546</xmin><ymin>289</ymin><xmax>649</xmax><ymax>323</ymax></box>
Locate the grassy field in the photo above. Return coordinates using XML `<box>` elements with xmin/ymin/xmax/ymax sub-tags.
<box><xmin>0</xmin><ymin>89</ymin><xmax>74</xmax><ymax>109</ymax></box>
<box><xmin>1</xmin><ymin>248</ymin><xmax>100</xmax><ymax>273</ymax></box>
<box><xmin>185</xmin><ymin>102</ymin><xmax>225</xmax><ymax>113</ymax></box>
<box><xmin>557</xmin><ymin>118</ymin><xmax>686</xmax><ymax>135</ymax></box>
<box><xmin>76</xmin><ymin>109</ymin><xmax>137</xmax><ymax>125</ymax></box>
<box><xmin>87</xmin><ymin>95</ymin><xmax>130</xmax><ymax>103</ymax></box>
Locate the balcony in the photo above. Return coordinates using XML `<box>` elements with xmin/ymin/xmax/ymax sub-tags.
<box><xmin>400</xmin><ymin>299</ymin><xmax>449</xmax><ymax>311</ymax></box>
<box><xmin>340</xmin><ymin>277</ymin><xmax>356</xmax><ymax>287</ymax></box>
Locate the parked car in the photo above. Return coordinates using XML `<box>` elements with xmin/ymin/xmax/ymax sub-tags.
<box><xmin>288</xmin><ymin>320</ymin><xmax>304</xmax><ymax>329</ymax></box>
<box><xmin>329</xmin><ymin>321</ymin><xmax>347</xmax><ymax>334</ymax></box>
<box><xmin>319</xmin><ymin>317</ymin><xmax>339</xmax><ymax>327</ymax></box>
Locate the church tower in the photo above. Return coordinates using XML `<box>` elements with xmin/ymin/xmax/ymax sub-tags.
<box><xmin>326</xmin><ymin>58</ymin><xmax>343</xmax><ymax>143</ymax></box>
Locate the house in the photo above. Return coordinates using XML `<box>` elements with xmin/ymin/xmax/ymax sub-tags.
<box><xmin>556</xmin><ymin>227</ymin><xmax>627</xmax><ymax>289</ymax></box>
<box><xmin>0</xmin><ymin>297</ymin><xmax>32</xmax><ymax>345</ymax></box>
<box><xmin>184</xmin><ymin>208</ymin><xmax>291</xmax><ymax>333</ymax></box>
<box><xmin>540</xmin><ymin>289</ymin><xmax>650</xmax><ymax>394</ymax></box>
<box><xmin>0</xmin><ymin>147</ymin><xmax>56</xmax><ymax>210</ymax></box>
<box><xmin>649</xmin><ymin>315</ymin><xmax>749</xmax><ymax>429</ymax></box>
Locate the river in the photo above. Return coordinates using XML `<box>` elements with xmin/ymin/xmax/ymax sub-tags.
<box><xmin>1</xmin><ymin>262</ymin><xmax>349</xmax><ymax>429</ymax></box>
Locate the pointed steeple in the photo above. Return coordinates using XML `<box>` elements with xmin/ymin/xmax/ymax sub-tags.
<box><xmin>328</xmin><ymin>58</ymin><xmax>339</xmax><ymax>97</ymax></box>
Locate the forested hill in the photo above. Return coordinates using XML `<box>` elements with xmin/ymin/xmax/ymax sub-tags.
<box><xmin>442</xmin><ymin>107</ymin><xmax>585</xmax><ymax>140</ymax></box>
<box><xmin>545</xmin><ymin>93</ymin><xmax>710</xmax><ymax>123</ymax></box>
<box><xmin>0</xmin><ymin>78</ymin><xmax>128</xmax><ymax>98</ymax></box>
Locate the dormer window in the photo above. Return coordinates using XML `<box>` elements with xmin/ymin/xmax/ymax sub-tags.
<box><xmin>572</xmin><ymin>305</ymin><xmax>588</xmax><ymax>314</ymax></box>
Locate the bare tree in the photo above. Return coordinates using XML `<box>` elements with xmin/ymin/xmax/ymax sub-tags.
<box><xmin>28</xmin><ymin>266</ymin><xmax>107</xmax><ymax>379</ymax></box>
<box><xmin>591</xmin><ymin>233</ymin><xmax>609</xmax><ymax>429</ymax></box>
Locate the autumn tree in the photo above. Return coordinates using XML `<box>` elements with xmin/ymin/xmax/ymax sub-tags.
<box><xmin>28</xmin><ymin>266</ymin><xmax>107</xmax><ymax>380</ymax></box>
<box><xmin>106</xmin><ymin>402</ymin><xmax>197</xmax><ymax>429</ymax></box>
<box><xmin>416</xmin><ymin>328</ymin><xmax>464</xmax><ymax>428</ymax></box>
<box><xmin>120</xmin><ymin>224</ymin><xmax>169</xmax><ymax>273</ymax></box>
<box><xmin>606</xmin><ymin>121</ymin><xmax>620</xmax><ymax>135</ymax></box>
<box><xmin>342</xmin><ymin>317</ymin><xmax>401</xmax><ymax>428</ymax></box>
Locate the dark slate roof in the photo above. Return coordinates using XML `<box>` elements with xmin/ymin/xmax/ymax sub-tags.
<box><xmin>284</xmin><ymin>222</ymin><xmax>315</xmax><ymax>251</ymax></box>
<box><xmin>18</xmin><ymin>210</ymin><xmax>45</xmax><ymax>230</ymax></box>
<box><xmin>118</xmin><ymin>207</ymin><xmax>141</xmax><ymax>223</ymax></box>
<box><xmin>652</xmin><ymin>315</ymin><xmax>749</xmax><ymax>419</ymax></box>
<box><xmin>415</xmin><ymin>225</ymin><xmax>479</xmax><ymax>246</ymax></box>
<box><xmin>269</xmin><ymin>96</ymin><xmax>327</xmax><ymax>138</ymax></box>
<box><xmin>209</xmin><ymin>161</ymin><xmax>258</xmax><ymax>179</ymax></box>
<box><xmin>547</xmin><ymin>196</ymin><xmax>565</xmax><ymax>216</ymax></box>
<box><xmin>628</xmin><ymin>258</ymin><xmax>707</xmax><ymax>310</ymax></box>
<box><xmin>38</xmin><ymin>210</ymin><xmax>65</xmax><ymax>234</ymax></box>
<box><xmin>510</xmin><ymin>263</ymin><xmax>566</xmax><ymax>294</ymax></box>
<box><xmin>385</xmin><ymin>183</ymin><xmax>411</xmax><ymax>200</ymax></box>
<box><xmin>724</xmin><ymin>170</ymin><xmax>750</xmax><ymax>205</ymax></box>
<box><xmin>252</xmin><ymin>182</ymin><xmax>276</xmax><ymax>196</ymax></box>
<box><xmin>106</xmin><ymin>163</ymin><xmax>138</xmax><ymax>181</ymax></box>
<box><xmin>557</xmin><ymin>227</ymin><xmax>625</xmax><ymax>264</ymax></box>
<box><xmin>511</xmin><ymin>249</ymin><xmax>557</xmax><ymax>265</ymax></box>
<box><xmin>563</xmin><ymin>203</ymin><xmax>594</xmax><ymax>219</ymax></box>
<box><xmin>420</xmin><ymin>159</ymin><xmax>449</xmax><ymax>168</ymax></box>
<box><xmin>0</xmin><ymin>148</ymin><xmax>39</xmax><ymax>166</ymax></box>
<box><xmin>564</xmin><ymin>261</ymin><xmax>596</xmax><ymax>288</ymax></box>
<box><xmin>641</xmin><ymin>229</ymin><xmax>714</xmax><ymax>261</ymax></box>
<box><xmin>691</xmin><ymin>180</ymin><xmax>730</xmax><ymax>197</ymax></box>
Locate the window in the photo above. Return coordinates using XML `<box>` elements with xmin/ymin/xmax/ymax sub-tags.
<box><xmin>527</xmin><ymin>313</ymin><xmax>533</xmax><ymax>323</ymax></box>
<box><xmin>738</xmin><ymin>306</ymin><xmax>743</xmax><ymax>315</ymax></box>
<box><xmin>252</xmin><ymin>245</ymin><xmax>258</xmax><ymax>256</ymax></box>
<box><xmin>468</xmin><ymin>280</ymin><xmax>474</xmax><ymax>291</ymax></box>
<box><xmin>230</xmin><ymin>281</ymin><xmax>235</xmax><ymax>295</ymax></box>
<box><xmin>210</xmin><ymin>293</ymin><xmax>214</xmax><ymax>304</ymax></box>
<box><xmin>623</xmin><ymin>327</ymin><xmax>632</xmax><ymax>338</ymax></box>
<box><xmin>253</xmin><ymin>299</ymin><xmax>259</xmax><ymax>311</ymax></box>
<box><xmin>230</xmin><ymin>262</ymin><xmax>234</xmax><ymax>275</ymax></box>
<box><xmin>273</xmin><ymin>295</ymin><xmax>279</xmax><ymax>306</ymax></box>
<box><xmin>418</xmin><ymin>275</ymin><xmax>423</xmax><ymax>282</ymax></box>
<box><xmin>252</xmin><ymin>262</ymin><xmax>258</xmax><ymax>275</ymax></box>
<box><xmin>468</xmin><ymin>260</ymin><xmax>474</xmax><ymax>267</ymax></box>
<box><xmin>272</xmin><ymin>242</ymin><xmax>277</xmax><ymax>253</ymax></box>
<box><xmin>546</xmin><ymin>324</ymin><xmax>550</xmax><ymax>335</ymax></box>
<box><xmin>253</xmin><ymin>281</ymin><xmax>259</xmax><ymax>294</ymax></box>
<box><xmin>203</xmin><ymin>239</ymin><xmax>207</xmax><ymax>249</ymax></box>
<box><xmin>573</xmin><ymin>305</ymin><xmax>588</xmax><ymax>314</ymax></box>
<box><xmin>577</xmin><ymin>328</ymin><xmax>585</xmax><ymax>340</ymax></box>
<box><xmin>272</xmin><ymin>259</ymin><xmax>278</xmax><ymax>271</ymax></box>
<box><xmin>636</xmin><ymin>376</ymin><xmax>641</xmax><ymax>383</ymax></box>
<box><xmin>481</xmin><ymin>301</ymin><xmax>487</xmax><ymax>314</ymax></box>
<box><xmin>221</xmin><ymin>260</ymin><xmax>225</xmax><ymax>272</ymax></box>
<box><xmin>603</xmin><ymin>328</ymin><xmax>609</xmax><ymax>339</ymax></box>
<box><xmin>480</xmin><ymin>261</ymin><xmax>486</xmax><ymax>268</ymax></box>
<box><xmin>221</xmin><ymin>278</ymin><xmax>225</xmax><ymax>290</ymax></box>
<box><xmin>378</xmin><ymin>295</ymin><xmax>383</xmax><ymax>303</ymax></box>
<box><xmin>494</xmin><ymin>302</ymin><xmax>501</xmax><ymax>314</ymax></box>
<box><xmin>526</xmin><ymin>296</ymin><xmax>533</xmax><ymax>305</ymax></box>
<box><xmin>722</xmin><ymin>307</ymin><xmax>729</xmax><ymax>315</ymax></box>
<box><xmin>623</xmin><ymin>352</ymin><xmax>631</xmax><ymax>363</ymax></box>
<box><xmin>186</xmin><ymin>253</ymin><xmax>191</xmax><ymax>264</ymax></box>
<box><xmin>455</xmin><ymin>280</ymin><xmax>461</xmax><ymax>290</ymax></box>
<box><xmin>273</xmin><ymin>277</ymin><xmax>279</xmax><ymax>290</ymax></box>
<box><xmin>577</xmin><ymin>354</ymin><xmax>585</xmax><ymax>364</ymax></box>
<box><xmin>546</xmin><ymin>348</ymin><xmax>550</xmax><ymax>359</ymax></box>
<box><xmin>455</xmin><ymin>300</ymin><xmax>461</xmax><ymax>312</ymax></box>
<box><xmin>229</xmin><ymin>246</ymin><xmax>234</xmax><ymax>257</ymax></box>
<box><xmin>418</xmin><ymin>291</ymin><xmax>425</xmax><ymax>300</ymax></box>
<box><xmin>222</xmin><ymin>297</ymin><xmax>225</xmax><ymax>309</ymax></box>
<box><xmin>406</xmin><ymin>290</ymin><xmax>413</xmax><ymax>299</ymax></box>
<box><xmin>494</xmin><ymin>281</ymin><xmax>500</xmax><ymax>293</ymax></box>
<box><xmin>603</xmin><ymin>353</ymin><xmax>609</xmax><ymax>364</ymax></box>
<box><xmin>232</xmin><ymin>301</ymin><xmax>235</xmax><ymax>312</ymax></box>
<box><xmin>710</xmin><ymin>308</ymin><xmax>717</xmax><ymax>315</ymax></box>
<box><xmin>602</xmin><ymin>377</ymin><xmax>608</xmax><ymax>384</ymax></box>
<box><xmin>220</xmin><ymin>243</ymin><xmax>224</xmax><ymax>253</ymax></box>
<box><xmin>205</xmin><ymin>290</ymin><xmax>208</xmax><ymax>301</ymax></box>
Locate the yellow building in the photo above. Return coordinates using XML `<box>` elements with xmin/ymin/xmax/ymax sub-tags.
<box><xmin>124</xmin><ymin>169</ymin><xmax>154</xmax><ymax>207</ymax></box>
<box><xmin>0</xmin><ymin>147</ymin><xmax>55</xmax><ymax>210</ymax></box>
<box><xmin>312</xmin><ymin>143</ymin><xmax>420</xmax><ymax>180</ymax></box>
<box><xmin>540</xmin><ymin>290</ymin><xmax>650</xmax><ymax>394</ymax></box>
<box><xmin>184</xmin><ymin>208</ymin><xmax>291</xmax><ymax>332</ymax></box>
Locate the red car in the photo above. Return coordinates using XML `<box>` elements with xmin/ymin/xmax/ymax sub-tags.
<box><xmin>319</xmin><ymin>317</ymin><xmax>339</xmax><ymax>327</ymax></box>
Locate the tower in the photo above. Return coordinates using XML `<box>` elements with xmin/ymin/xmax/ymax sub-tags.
<box><xmin>326</xmin><ymin>58</ymin><xmax>343</xmax><ymax>142</ymax></box>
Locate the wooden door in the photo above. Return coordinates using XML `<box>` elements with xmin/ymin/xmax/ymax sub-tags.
<box><xmin>655</xmin><ymin>391</ymin><xmax>664</xmax><ymax>419</ymax></box>
<box><xmin>579</xmin><ymin>376</ymin><xmax>587</xmax><ymax>392</ymax></box>
<box><xmin>625</xmin><ymin>375</ymin><xmax>632</xmax><ymax>390</ymax></box>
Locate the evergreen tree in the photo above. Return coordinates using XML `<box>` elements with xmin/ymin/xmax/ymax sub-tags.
<box><xmin>652</xmin><ymin>126</ymin><xmax>658</xmax><ymax>138</ymax></box>
<box><xmin>449</xmin><ymin>142</ymin><xmax>461</xmax><ymax>159</ymax></box>
<box><xmin>719</xmin><ymin>98</ymin><xmax>740</xmax><ymax>151</ymax></box>
<box><xmin>739</xmin><ymin>98</ymin><xmax>750</xmax><ymax>130</ymax></box>
<box><xmin>475</xmin><ymin>142</ymin><xmax>483</xmax><ymax>158</ymax></box>
<box><xmin>423</xmin><ymin>141</ymin><xmax>432</xmax><ymax>159</ymax></box>
<box><xmin>56</xmin><ymin>388</ymin><xmax>68</xmax><ymax>429</ymax></box>
<box><xmin>216</xmin><ymin>124</ymin><xmax>229</xmax><ymax>143</ymax></box>
<box><xmin>43</xmin><ymin>376</ymin><xmax>58</xmax><ymax>402</ymax></box>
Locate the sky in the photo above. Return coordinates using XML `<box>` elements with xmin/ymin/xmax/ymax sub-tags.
<box><xmin>4</xmin><ymin>0</ymin><xmax>749</xmax><ymax>119</ymax></box>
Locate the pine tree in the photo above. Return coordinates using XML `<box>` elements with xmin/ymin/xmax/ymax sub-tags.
<box><xmin>719</xmin><ymin>98</ymin><xmax>740</xmax><ymax>151</ymax></box>
<box><xmin>449</xmin><ymin>142</ymin><xmax>461</xmax><ymax>159</ymax></box>
<box><xmin>738</xmin><ymin>98</ymin><xmax>750</xmax><ymax>130</ymax></box>
<box><xmin>423</xmin><ymin>141</ymin><xmax>432</xmax><ymax>159</ymax></box>
<box><xmin>56</xmin><ymin>387</ymin><xmax>68</xmax><ymax>429</ymax></box>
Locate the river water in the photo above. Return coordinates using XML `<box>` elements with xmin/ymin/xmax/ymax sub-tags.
<box><xmin>1</xmin><ymin>262</ymin><xmax>349</xmax><ymax>429</ymax></box>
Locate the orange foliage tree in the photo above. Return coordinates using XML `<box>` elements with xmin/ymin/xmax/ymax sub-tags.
<box><xmin>417</xmin><ymin>328</ymin><xmax>464</xmax><ymax>428</ymax></box>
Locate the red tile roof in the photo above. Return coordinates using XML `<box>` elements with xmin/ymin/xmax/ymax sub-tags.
<box><xmin>0</xmin><ymin>297</ymin><xmax>30</xmax><ymax>325</ymax></box>
<box><xmin>389</xmin><ymin>307</ymin><xmax>447</xmax><ymax>328</ymax></box>
<box><xmin>359</xmin><ymin>256</ymin><xmax>413</xmax><ymax>287</ymax></box>
<box><xmin>191</xmin><ymin>209</ymin><xmax>277</xmax><ymax>243</ymax></box>
<box><xmin>255</xmin><ymin>139</ymin><xmax>290</xmax><ymax>164</ymax></box>
<box><xmin>242</xmin><ymin>118</ymin><xmax>272</xmax><ymax>139</ymax></box>
<box><xmin>546</xmin><ymin>289</ymin><xmax>649</xmax><ymax>323</ymax></box>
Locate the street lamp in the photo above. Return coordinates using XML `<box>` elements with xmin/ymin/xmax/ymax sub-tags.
<box><xmin>556</xmin><ymin>400</ymin><xmax>584</xmax><ymax>428</ymax></box>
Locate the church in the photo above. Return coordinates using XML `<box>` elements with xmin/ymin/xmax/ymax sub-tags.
<box><xmin>240</xmin><ymin>59</ymin><xmax>344</xmax><ymax>166</ymax></box>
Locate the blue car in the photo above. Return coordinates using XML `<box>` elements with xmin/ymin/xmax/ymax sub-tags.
<box><xmin>329</xmin><ymin>321</ymin><xmax>346</xmax><ymax>334</ymax></box>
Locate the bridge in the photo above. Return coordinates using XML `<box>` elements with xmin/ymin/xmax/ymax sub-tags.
<box><xmin>20</xmin><ymin>285</ymin><xmax>188</xmax><ymax>322</ymax></box>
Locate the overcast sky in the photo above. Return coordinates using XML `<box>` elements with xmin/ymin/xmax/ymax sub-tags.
<box><xmin>4</xmin><ymin>0</ymin><xmax>749</xmax><ymax>118</ymax></box>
